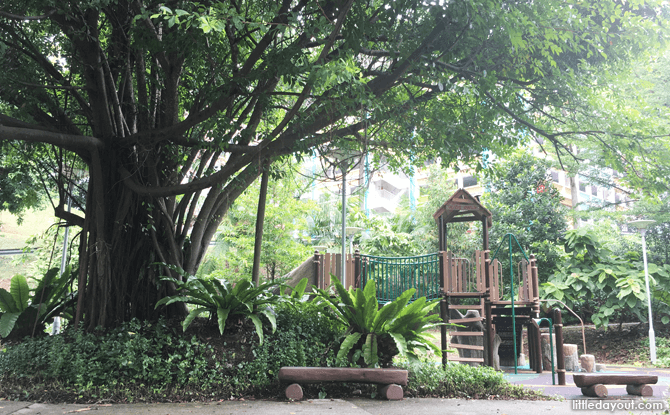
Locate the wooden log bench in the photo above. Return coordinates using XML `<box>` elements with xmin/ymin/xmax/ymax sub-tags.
<box><xmin>573</xmin><ymin>374</ymin><xmax>658</xmax><ymax>398</ymax></box>
<box><xmin>278</xmin><ymin>367</ymin><xmax>408</xmax><ymax>400</ymax></box>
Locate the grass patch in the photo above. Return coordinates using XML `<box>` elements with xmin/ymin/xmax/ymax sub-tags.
<box><xmin>0</xmin><ymin>208</ymin><xmax>61</xmax><ymax>282</ymax></box>
<box><xmin>0</xmin><ymin>256</ymin><xmax>35</xmax><ymax>283</ymax></box>
<box><xmin>0</xmin><ymin>208</ymin><xmax>56</xmax><ymax>249</ymax></box>
<box><xmin>398</xmin><ymin>360</ymin><xmax>548</xmax><ymax>400</ymax></box>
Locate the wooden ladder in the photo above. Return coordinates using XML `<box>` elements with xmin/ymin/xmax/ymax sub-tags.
<box><xmin>446</xmin><ymin>297</ymin><xmax>485</xmax><ymax>364</ymax></box>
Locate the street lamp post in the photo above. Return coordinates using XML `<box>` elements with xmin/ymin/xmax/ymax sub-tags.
<box><xmin>628</xmin><ymin>219</ymin><xmax>657</xmax><ymax>363</ymax></box>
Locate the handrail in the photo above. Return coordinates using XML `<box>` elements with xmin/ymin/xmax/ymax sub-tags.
<box><xmin>360</xmin><ymin>252</ymin><xmax>440</xmax><ymax>260</ymax></box>
<box><xmin>540</xmin><ymin>299</ymin><xmax>587</xmax><ymax>355</ymax></box>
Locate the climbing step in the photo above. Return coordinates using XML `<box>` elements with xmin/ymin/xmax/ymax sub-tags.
<box><xmin>449</xmin><ymin>317</ymin><xmax>484</xmax><ymax>324</ymax></box>
<box><xmin>448</xmin><ymin>331</ymin><xmax>483</xmax><ymax>337</ymax></box>
<box><xmin>449</xmin><ymin>357</ymin><xmax>485</xmax><ymax>363</ymax></box>
<box><xmin>450</xmin><ymin>343</ymin><xmax>484</xmax><ymax>351</ymax></box>
<box><xmin>491</xmin><ymin>306</ymin><xmax>532</xmax><ymax>315</ymax></box>
<box><xmin>448</xmin><ymin>304</ymin><xmax>484</xmax><ymax>310</ymax></box>
<box><xmin>445</xmin><ymin>292</ymin><xmax>486</xmax><ymax>298</ymax></box>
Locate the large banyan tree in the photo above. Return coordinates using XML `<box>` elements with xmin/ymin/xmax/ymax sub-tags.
<box><xmin>0</xmin><ymin>0</ymin><xmax>666</xmax><ymax>329</ymax></box>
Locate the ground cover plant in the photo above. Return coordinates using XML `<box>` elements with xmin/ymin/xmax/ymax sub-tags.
<box><xmin>0</xmin><ymin>278</ymin><xmax>547</xmax><ymax>403</ymax></box>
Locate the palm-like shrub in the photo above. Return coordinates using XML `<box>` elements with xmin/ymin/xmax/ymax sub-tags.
<box><xmin>0</xmin><ymin>267</ymin><xmax>76</xmax><ymax>338</ymax></box>
<box><xmin>315</xmin><ymin>276</ymin><xmax>442</xmax><ymax>368</ymax></box>
<box><xmin>155</xmin><ymin>275</ymin><xmax>279</xmax><ymax>344</ymax></box>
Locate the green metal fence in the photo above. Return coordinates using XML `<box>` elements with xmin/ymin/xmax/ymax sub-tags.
<box><xmin>361</xmin><ymin>253</ymin><xmax>441</xmax><ymax>303</ymax></box>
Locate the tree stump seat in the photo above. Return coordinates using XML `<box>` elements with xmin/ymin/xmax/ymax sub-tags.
<box><xmin>573</xmin><ymin>374</ymin><xmax>658</xmax><ymax>398</ymax></box>
<box><xmin>278</xmin><ymin>367</ymin><xmax>408</xmax><ymax>400</ymax></box>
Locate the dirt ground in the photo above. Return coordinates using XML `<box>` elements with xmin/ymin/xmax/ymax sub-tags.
<box><xmin>438</xmin><ymin>322</ymin><xmax>666</xmax><ymax>367</ymax></box>
<box><xmin>560</xmin><ymin>323</ymin><xmax>660</xmax><ymax>366</ymax></box>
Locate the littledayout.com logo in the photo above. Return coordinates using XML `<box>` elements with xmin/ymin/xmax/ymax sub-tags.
<box><xmin>572</xmin><ymin>399</ymin><xmax>667</xmax><ymax>412</ymax></box>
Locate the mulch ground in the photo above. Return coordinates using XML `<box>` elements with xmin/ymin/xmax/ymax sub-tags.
<box><xmin>561</xmin><ymin>322</ymin><xmax>668</xmax><ymax>366</ymax></box>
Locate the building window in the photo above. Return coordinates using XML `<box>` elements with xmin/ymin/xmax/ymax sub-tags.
<box><xmin>579</xmin><ymin>183</ymin><xmax>586</xmax><ymax>192</ymax></box>
<box><xmin>462</xmin><ymin>176</ymin><xmax>477</xmax><ymax>187</ymax></box>
<box><xmin>551</xmin><ymin>171</ymin><xmax>559</xmax><ymax>183</ymax></box>
<box><xmin>591</xmin><ymin>186</ymin><xmax>597</xmax><ymax>196</ymax></box>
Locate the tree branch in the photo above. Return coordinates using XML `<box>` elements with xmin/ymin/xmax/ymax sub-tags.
<box><xmin>0</xmin><ymin>125</ymin><xmax>103</xmax><ymax>153</ymax></box>
<box><xmin>0</xmin><ymin>9</ymin><xmax>56</xmax><ymax>21</ymax></box>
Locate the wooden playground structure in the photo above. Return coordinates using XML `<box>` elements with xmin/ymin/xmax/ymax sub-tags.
<box><xmin>311</xmin><ymin>189</ymin><xmax>566</xmax><ymax>381</ymax></box>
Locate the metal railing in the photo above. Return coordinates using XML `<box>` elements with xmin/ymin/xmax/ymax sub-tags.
<box><xmin>361</xmin><ymin>253</ymin><xmax>441</xmax><ymax>303</ymax></box>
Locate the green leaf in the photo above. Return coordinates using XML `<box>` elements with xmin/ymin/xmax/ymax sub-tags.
<box><xmin>216</xmin><ymin>307</ymin><xmax>230</xmax><ymax>335</ymax></box>
<box><xmin>291</xmin><ymin>278</ymin><xmax>308</xmax><ymax>298</ymax></box>
<box><xmin>337</xmin><ymin>332</ymin><xmax>362</xmax><ymax>363</ymax></box>
<box><xmin>0</xmin><ymin>289</ymin><xmax>18</xmax><ymax>313</ymax></box>
<box><xmin>388</xmin><ymin>332</ymin><xmax>408</xmax><ymax>356</ymax></box>
<box><xmin>257</xmin><ymin>307</ymin><xmax>277</xmax><ymax>333</ymax></box>
<box><xmin>249</xmin><ymin>314</ymin><xmax>264</xmax><ymax>345</ymax></box>
<box><xmin>362</xmin><ymin>334</ymin><xmax>378</xmax><ymax>366</ymax></box>
<box><xmin>0</xmin><ymin>312</ymin><xmax>20</xmax><ymax>338</ymax></box>
<box><xmin>10</xmin><ymin>275</ymin><xmax>29</xmax><ymax>311</ymax></box>
<box><xmin>182</xmin><ymin>307</ymin><xmax>209</xmax><ymax>332</ymax></box>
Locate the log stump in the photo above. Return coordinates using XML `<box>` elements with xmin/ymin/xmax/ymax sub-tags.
<box><xmin>563</xmin><ymin>344</ymin><xmax>579</xmax><ymax>372</ymax></box>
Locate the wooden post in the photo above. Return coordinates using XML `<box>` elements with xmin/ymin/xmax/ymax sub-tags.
<box><xmin>439</xmin><ymin>251</ymin><xmax>448</xmax><ymax>368</ymax></box>
<box><xmin>314</xmin><ymin>250</ymin><xmax>322</xmax><ymax>290</ymax></box>
<box><xmin>354</xmin><ymin>250</ymin><xmax>361</xmax><ymax>289</ymax></box>
<box><xmin>438</xmin><ymin>216</ymin><xmax>446</xmax><ymax>251</ymax></box>
<box><xmin>553</xmin><ymin>308</ymin><xmax>566</xmax><ymax>385</ymax></box>
<box><xmin>530</xmin><ymin>319</ymin><xmax>542</xmax><ymax>373</ymax></box>
<box><xmin>484</xmin><ymin>250</ymin><xmax>494</xmax><ymax>368</ymax></box>
<box><xmin>530</xmin><ymin>254</ymin><xmax>540</xmax><ymax>317</ymax></box>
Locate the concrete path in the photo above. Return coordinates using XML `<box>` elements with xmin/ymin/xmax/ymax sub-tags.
<box><xmin>2</xmin><ymin>365</ymin><xmax>669</xmax><ymax>415</ymax></box>
<box><xmin>1</xmin><ymin>396</ymin><xmax>667</xmax><ymax>415</ymax></box>
<box><xmin>504</xmin><ymin>364</ymin><xmax>670</xmax><ymax>400</ymax></box>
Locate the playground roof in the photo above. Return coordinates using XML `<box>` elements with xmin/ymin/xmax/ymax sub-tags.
<box><xmin>433</xmin><ymin>188</ymin><xmax>492</xmax><ymax>227</ymax></box>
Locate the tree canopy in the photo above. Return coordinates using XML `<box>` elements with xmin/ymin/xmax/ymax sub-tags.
<box><xmin>480</xmin><ymin>150</ymin><xmax>568</xmax><ymax>282</ymax></box>
<box><xmin>0</xmin><ymin>0</ymin><xmax>667</xmax><ymax>329</ymax></box>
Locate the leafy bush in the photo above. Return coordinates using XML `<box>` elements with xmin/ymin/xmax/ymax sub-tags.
<box><xmin>315</xmin><ymin>276</ymin><xmax>442</xmax><ymax>367</ymax></box>
<box><xmin>542</xmin><ymin>228</ymin><xmax>670</xmax><ymax>328</ymax></box>
<box><xmin>229</xmin><ymin>301</ymin><xmax>344</xmax><ymax>392</ymax></box>
<box><xmin>399</xmin><ymin>359</ymin><xmax>543</xmax><ymax>399</ymax></box>
<box><xmin>0</xmin><ymin>319</ymin><xmax>222</xmax><ymax>390</ymax></box>
<box><xmin>156</xmin><ymin>272</ymin><xmax>280</xmax><ymax>343</ymax></box>
<box><xmin>0</xmin><ymin>266</ymin><xmax>76</xmax><ymax>338</ymax></box>
<box><xmin>0</xmin><ymin>301</ymin><xmax>344</xmax><ymax>402</ymax></box>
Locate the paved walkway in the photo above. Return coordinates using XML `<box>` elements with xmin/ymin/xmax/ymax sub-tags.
<box><xmin>2</xmin><ymin>365</ymin><xmax>669</xmax><ymax>415</ymax></box>
<box><xmin>503</xmin><ymin>364</ymin><xmax>670</xmax><ymax>400</ymax></box>
<box><xmin>2</xmin><ymin>398</ymin><xmax>667</xmax><ymax>415</ymax></box>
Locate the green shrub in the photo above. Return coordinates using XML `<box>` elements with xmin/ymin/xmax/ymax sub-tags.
<box><xmin>399</xmin><ymin>359</ymin><xmax>543</xmax><ymax>399</ymax></box>
<box><xmin>315</xmin><ymin>276</ymin><xmax>442</xmax><ymax>367</ymax></box>
<box><xmin>0</xmin><ymin>266</ymin><xmax>76</xmax><ymax>338</ymax></box>
<box><xmin>0</xmin><ymin>319</ymin><xmax>222</xmax><ymax>390</ymax></box>
<box><xmin>156</xmin><ymin>271</ymin><xmax>280</xmax><ymax>343</ymax></box>
<box><xmin>0</xmin><ymin>301</ymin><xmax>344</xmax><ymax>401</ymax></box>
<box><xmin>651</xmin><ymin>337</ymin><xmax>670</xmax><ymax>367</ymax></box>
<box><xmin>228</xmin><ymin>301</ymin><xmax>344</xmax><ymax>393</ymax></box>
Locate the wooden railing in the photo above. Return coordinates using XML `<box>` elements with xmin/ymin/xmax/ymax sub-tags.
<box><xmin>312</xmin><ymin>249</ymin><xmax>538</xmax><ymax>309</ymax></box>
